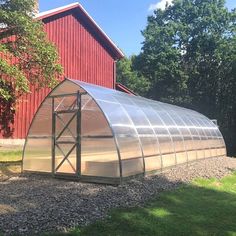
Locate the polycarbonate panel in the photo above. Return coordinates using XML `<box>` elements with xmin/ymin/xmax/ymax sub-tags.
<box><xmin>55</xmin><ymin>143</ymin><xmax>76</xmax><ymax>174</ymax></box>
<box><xmin>23</xmin><ymin>97</ymin><xmax>53</xmax><ymax>172</ymax></box>
<box><xmin>50</xmin><ymin>80</ymin><xmax>86</xmax><ymax>96</ymax></box>
<box><xmin>23</xmin><ymin>138</ymin><xmax>52</xmax><ymax>172</ymax></box>
<box><xmin>145</xmin><ymin>155</ymin><xmax>162</xmax><ymax>171</ymax></box>
<box><xmin>23</xmin><ymin>80</ymin><xmax>81</xmax><ymax>173</ymax></box>
<box><xmin>162</xmin><ymin>153</ymin><xmax>176</xmax><ymax>167</ymax></box>
<box><xmin>81</xmin><ymin>94</ymin><xmax>119</xmax><ymax>178</ymax></box>
<box><xmin>81</xmin><ymin>138</ymin><xmax>119</xmax><ymax>177</ymax></box>
<box><xmin>28</xmin><ymin>98</ymin><xmax>52</xmax><ymax>137</ymax></box>
<box><xmin>55</xmin><ymin>112</ymin><xmax>77</xmax><ymax>142</ymax></box>
<box><xmin>74</xmin><ymin>80</ymin><xmax>226</xmax><ymax>173</ymax></box>
<box><xmin>122</xmin><ymin>158</ymin><xmax>144</xmax><ymax>177</ymax></box>
<box><xmin>54</xmin><ymin>95</ymin><xmax>78</xmax><ymax>112</ymax></box>
<box><xmin>81</xmin><ymin>96</ymin><xmax>111</xmax><ymax>136</ymax></box>
<box><xmin>23</xmin><ymin>78</ymin><xmax>227</xmax><ymax>182</ymax></box>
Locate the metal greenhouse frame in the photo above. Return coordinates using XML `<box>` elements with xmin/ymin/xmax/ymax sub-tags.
<box><xmin>22</xmin><ymin>79</ymin><xmax>226</xmax><ymax>184</ymax></box>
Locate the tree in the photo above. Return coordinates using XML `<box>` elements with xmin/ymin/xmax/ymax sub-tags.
<box><xmin>0</xmin><ymin>0</ymin><xmax>62</xmax><ymax>137</ymax></box>
<box><xmin>116</xmin><ymin>57</ymin><xmax>150</xmax><ymax>96</ymax></box>
<box><xmin>133</xmin><ymin>0</ymin><xmax>236</xmax><ymax>154</ymax></box>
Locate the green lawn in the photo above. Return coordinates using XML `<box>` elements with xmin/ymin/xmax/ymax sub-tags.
<box><xmin>63</xmin><ymin>172</ymin><xmax>236</xmax><ymax>236</ymax></box>
<box><xmin>0</xmin><ymin>150</ymin><xmax>22</xmax><ymax>162</ymax></box>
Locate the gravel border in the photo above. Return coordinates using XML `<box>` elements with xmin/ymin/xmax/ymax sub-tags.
<box><xmin>0</xmin><ymin>156</ymin><xmax>236</xmax><ymax>235</ymax></box>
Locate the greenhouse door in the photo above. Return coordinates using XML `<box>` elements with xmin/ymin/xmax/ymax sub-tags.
<box><xmin>51</xmin><ymin>93</ymin><xmax>81</xmax><ymax>177</ymax></box>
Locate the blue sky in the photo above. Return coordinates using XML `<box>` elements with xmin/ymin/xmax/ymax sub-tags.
<box><xmin>39</xmin><ymin>0</ymin><xmax>236</xmax><ymax>57</ymax></box>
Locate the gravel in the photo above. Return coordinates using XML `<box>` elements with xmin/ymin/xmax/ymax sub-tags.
<box><xmin>0</xmin><ymin>156</ymin><xmax>236</xmax><ymax>235</ymax></box>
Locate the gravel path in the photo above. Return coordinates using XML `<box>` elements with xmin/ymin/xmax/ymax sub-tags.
<box><xmin>0</xmin><ymin>156</ymin><xmax>236</xmax><ymax>235</ymax></box>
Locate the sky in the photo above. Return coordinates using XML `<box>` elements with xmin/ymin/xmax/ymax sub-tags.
<box><xmin>39</xmin><ymin>0</ymin><xmax>236</xmax><ymax>57</ymax></box>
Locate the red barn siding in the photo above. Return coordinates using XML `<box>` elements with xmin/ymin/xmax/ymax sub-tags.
<box><xmin>44</xmin><ymin>13</ymin><xmax>115</xmax><ymax>88</ymax></box>
<box><xmin>1</xmin><ymin>11</ymin><xmax>117</xmax><ymax>139</ymax></box>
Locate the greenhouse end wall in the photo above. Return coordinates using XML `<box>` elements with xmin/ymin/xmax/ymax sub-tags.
<box><xmin>23</xmin><ymin>79</ymin><xmax>227</xmax><ymax>184</ymax></box>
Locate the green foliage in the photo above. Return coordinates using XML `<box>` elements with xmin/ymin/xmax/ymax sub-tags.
<box><xmin>116</xmin><ymin>57</ymin><xmax>150</xmax><ymax>96</ymax></box>
<box><xmin>133</xmin><ymin>0</ymin><xmax>236</xmax><ymax>154</ymax></box>
<box><xmin>55</xmin><ymin>172</ymin><xmax>236</xmax><ymax>235</ymax></box>
<box><xmin>0</xmin><ymin>0</ymin><xmax>62</xmax><ymax>137</ymax></box>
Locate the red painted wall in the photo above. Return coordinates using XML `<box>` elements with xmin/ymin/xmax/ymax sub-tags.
<box><xmin>1</xmin><ymin>11</ymin><xmax>116</xmax><ymax>139</ymax></box>
<box><xmin>44</xmin><ymin>12</ymin><xmax>115</xmax><ymax>88</ymax></box>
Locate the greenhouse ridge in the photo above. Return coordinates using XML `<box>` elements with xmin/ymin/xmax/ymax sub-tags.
<box><xmin>22</xmin><ymin>79</ymin><xmax>226</xmax><ymax>184</ymax></box>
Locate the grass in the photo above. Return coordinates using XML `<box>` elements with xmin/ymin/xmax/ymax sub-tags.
<box><xmin>0</xmin><ymin>150</ymin><xmax>22</xmax><ymax>162</ymax></box>
<box><xmin>59</xmin><ymin>172</ymin><xmax>236</xmax><ymax>236</ymax></box>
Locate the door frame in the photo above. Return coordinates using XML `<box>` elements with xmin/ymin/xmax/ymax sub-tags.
<box><xmin>51</xmin><ymin>92</ymin><xmax>82</xmax><ymax>177</ymax></box>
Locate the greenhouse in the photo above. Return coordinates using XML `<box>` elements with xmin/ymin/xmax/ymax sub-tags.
<box><xmin>23</xmin><ymin>79</ymin><xmax>226</xmax><ymax>184</ymax></box>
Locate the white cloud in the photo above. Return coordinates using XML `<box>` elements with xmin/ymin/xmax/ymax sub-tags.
<box><xmin>149</xmin><ymin>0</ymin><xmax>173</xmax><ymax>11</ymax></box>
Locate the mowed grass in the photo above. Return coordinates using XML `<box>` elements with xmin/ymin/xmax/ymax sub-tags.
<box><xmin>61</xmin><ymin>172</ymin><xmax>236</xmax><ymax>236</ymax></box>
<box><xmin>0</xmin><ymin>150</ymin><xmax>22</xmax><ymax>162</ymax></box>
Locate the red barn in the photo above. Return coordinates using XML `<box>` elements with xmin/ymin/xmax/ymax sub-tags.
<box><xmin>0</xmin><ymin>2</ymin><xmax>125</xmax><ymax>143</ymax></box>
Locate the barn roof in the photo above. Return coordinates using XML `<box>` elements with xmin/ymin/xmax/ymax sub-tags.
<box><xmin>36</xmin><ymin>2</ymin><xmax>124</xmax><ymax>60</ymax></box>
<box><xmin>115</xmin><ymin>82</ymin><xmax>137</xmax><ymax>95</ymax></box>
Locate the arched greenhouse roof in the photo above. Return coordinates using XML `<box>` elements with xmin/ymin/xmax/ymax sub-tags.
<box><xmin>23</xmin><ymin>78</ymin><xmax>226</xmax><ymax>184</ymax></box>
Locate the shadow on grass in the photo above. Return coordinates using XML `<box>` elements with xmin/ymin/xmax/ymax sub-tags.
<box><xmin>72</xmin><ymin>174</ymin><xmax>236</xmax><ymax>236</ymax></box>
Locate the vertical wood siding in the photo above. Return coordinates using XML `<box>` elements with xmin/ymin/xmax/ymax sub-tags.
<box><xmin>1</xmin><ymin>12</ymin><xmax>115</xmax><ymax>139</ymax></box>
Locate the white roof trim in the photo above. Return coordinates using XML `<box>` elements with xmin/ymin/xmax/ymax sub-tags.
<box><xmin>78</xmin><ymin>4</ymin><xmax>124</xmax><ymax>58</ymax></box>
<box><xmin>36</xmin><ymin>2</ymin><xmax>79</xmax><ymax>18</ymax></box>
<box><xmin>36</xmin><ymin>2</ymin><xmax>124</xmax><ymax>58</ymax></box>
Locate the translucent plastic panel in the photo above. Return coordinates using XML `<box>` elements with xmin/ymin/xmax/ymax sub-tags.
<box><xmin>188</xmin><ymin>150</ymin><xmax>197</xmax><ymax>161</ymax></box>
<box><xmin>23</xmin><ymin>80</ymin><xmax>83</xmax><ymax>173</ymax></box>
<box><xmin>145</xmin><ymin>155</ymin><xmax>162</xmax><ymax>171</ymax></box>
<box><xmin>98</xmin><ymin>100</ymin><xmax>131</xmax><ymax>125</ymax></box>
<box><xmin>112</xmin><ymin>92</ymin><xmax>137</xmax><ymax>106</ymax></box>
<box><xmin>122</xmin><ymin>103</ymin><xmax>149</xmax><ymax>126</ymax></box>
<box><xmin>23</xmin><ymin>138</ymin><xmax>51</xmax><ymax>172</ymax></box>
<box><xmin>182</xmin><ymin>115</ymin><xmax>202</xmax><ymax>159</ymax></box>
<box><xmin>80</xmin><ymin>95</ymin><xmax>120</xmax><ymax>177</ymax></box>
<box><xmin>81</xmin><ymin>97</ymin><xmax>111</xmax><ymax>136</ymax></box>
<box><xmin>157</xmin><ymin>135</ymin><xmax>174</xmax><ymax>155</ymax></box>
<box><xmin>138</xmin><ymin>106</ymin><xmax>174</xmax><ymax>159</ymax></box>
<box><xmin>24</xmin><ymin>79</ymin><xmax>226</xmax><ymax>180</ymax></box>
<box><xmin>54</xmin><ymin>95</ymin><xmax>78</xmax><ymax>112</ymax></box>
<box><xmin>50</xmin><ymin>80</ymin><xmax>85</xmax><ymax>96</ymax></box>
<box><xmin>28</xmin><ymin>98</ymin><xmax>52</xmax><ymax>137</ymax></box>
<box><xmin>169</xmin><ymin>113</ymin><xmax>194</xmax><ymax>151</ymax></box>
<box><xmin>55</xmin><ymin>112</ymin><xmax>77</xmax><ymax>142</ymax></box>
<box><xmin>196</xmin><ymin>119</ymin><xmax>212</xmax><ymax>158</ymax></box>
<box><xmin>157</xmin><ymin>111</ymin><xmax>176</xmax><ymax>126</ymax></box>
<box><xmin>122</xmin><ymin>104</ymin><xmax>160</xmax><ymax>157</ymax></box>
<box><xmin>139</xmin><ymin>134</ymin><xmax>160</xmax><ymax>157</ymax></box>
<box><xmin>98</xmin><ymin>100</ymin><xmax>143</xmax><ymax>161</ymax></box>
<box><xmin>55</xmin><ymin>143</ymin><xmax>76</xmax><ymax>174</ymax></box>
<box><xmin>162</xmin><ymin>153</ymin><xmax>176</xmax><ymax>168</ymax></box>
<box><xmin>184</xmin><ymin>137</ymin><xmax>195</xmax><ymax>151</ymax></box>
<box><xmin>81</xmin><ymin>137</ymin><xmax>119</xmax><ymax>177</ymax></box>
<box><xmin>189</xmin><ymin>118</ymin><xmax>205</xmax><ymax>159</ymax></box>
<box><xmin>117</xmin><ymin>136</ymin><xmax>143</xmax><ymax>160</ymax></box>
<box><xmin>122</xmin><ymin>158</ymin><xmax>144</xmax><ymax>177</ymax></box>
<box><xmin>24</xmin><ymin>97</ymin><xmax>53</xmax><ymax>172</ymax></box>
<box><xmin>211</xmin><ymin>148</ymin><xmax>218</xmax><ymax>158</ymax></box>
<box><xmin>172</xmin><ymin>135</ymin><xmax>185</xmax><ymax>154</ymax></box>
<box><xmin>163</xmin><ymin>111</ymin><xmax>187</xmax><ymax>163</ymax></box>
<box><xmin>76</xmin><ymin>80</ymin><xmax>226</xmax><ymax>170</ymax></box>
<box><xmin>176</xmin><ymin>152</ymin><xmax>188</xmax><ymax>164</ymax></box>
